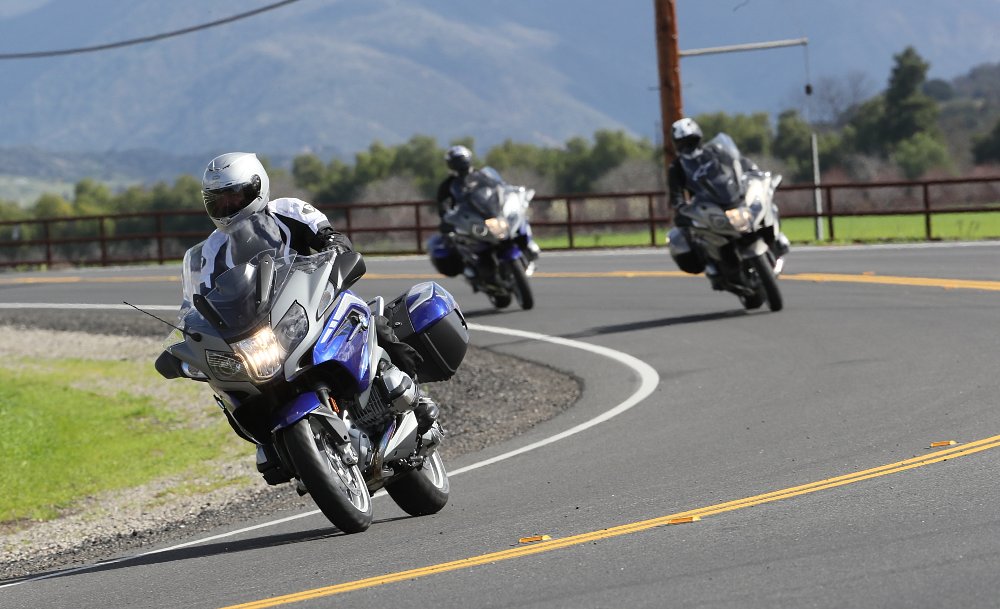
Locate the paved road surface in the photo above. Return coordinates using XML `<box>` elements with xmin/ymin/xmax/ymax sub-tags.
<box><xmin>2</xmin><ymin>243</ymin><xmax>1000</xmax><ymax>609</ymax></box>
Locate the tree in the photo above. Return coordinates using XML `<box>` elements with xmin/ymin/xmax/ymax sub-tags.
<box><xmin>972</xmin><ymin>117</ymin><xmax>1000</xmax><ymax>164</ymax></box>
<box><xmin>694</xmin><ymin>112</ymin><xmax>772</xmax><ymax>156</ymax></box>
<box><xmin>882</xmin><ymin>47</ymin><xmax>939</xmax><ymax>148</ymax></box>
<box><xmin>893</xmin><ymin>132</ymin><xmax>951</xmax><ymax>179</ymax></box>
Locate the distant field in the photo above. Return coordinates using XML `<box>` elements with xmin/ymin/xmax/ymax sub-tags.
<box><xmin>531</xmin><ymin>211</ymin><xmax>1000</xmax><ymax>250</ymax></box>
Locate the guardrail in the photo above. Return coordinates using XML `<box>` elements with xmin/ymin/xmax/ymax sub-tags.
<box><xmin>1</xmin><ymin>175</ymin><xmax>999</xmax><ymax>269</ymax></box>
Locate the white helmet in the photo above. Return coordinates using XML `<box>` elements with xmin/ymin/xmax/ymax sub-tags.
<box><xmin>671</xmin><ymin>118</ymin><xmax>703</xmax><ymax>158</ymax></box>
<box><xmin>202</xmin><ymin>152</ymin><xmax>270</xmax><ymax>232</ymax></box>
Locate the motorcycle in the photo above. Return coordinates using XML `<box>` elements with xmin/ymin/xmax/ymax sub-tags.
<box><xmin>428</xmin><ymin>167</ymin><xmax>536</xmax><ymax>310</ymax></box>
<box><xmin>667</xmin><ymin>133</ymin><xmax>788</xmax><ymax>312</ymax></box>
<box><xmin>154</xmin><ymin>236</ymin><xmax>468</xmax><ymax>534</ymax></box>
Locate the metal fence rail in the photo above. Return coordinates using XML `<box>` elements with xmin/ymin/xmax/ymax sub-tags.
<box><xmin>1</xmin><ymin>175</ymin><xmax>999</xmax><ymax>269</ymax></box>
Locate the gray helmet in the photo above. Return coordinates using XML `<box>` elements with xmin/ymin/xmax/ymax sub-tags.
<box><xmin>671</xmin><ymin>118</ymin><xmax>703</xmax><ymax>158</ymax></box>
<box><xmin>445</xmin><ymin>145</ymin><xmax>472</xmax><ymax>174</ymax></box>
<box><xmin>202</xmin><ymin>152</ymin><xmax>270</xmax><ymax>232</ymax></box>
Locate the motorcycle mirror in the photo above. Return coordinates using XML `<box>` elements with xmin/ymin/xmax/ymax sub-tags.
<box><xmin>255</xmin><ymin>253</ymin><xmax>275</xmax><ymax>313</ymax></box>
<box><xmin>193</xmin><ymin>293</ymin><xmax>227</xmax><ymax>329</ymax></box>
<box><xmin>330</xmin><ymin>251</ymin><xmax>367</xmax><ymax>292</ymax></box>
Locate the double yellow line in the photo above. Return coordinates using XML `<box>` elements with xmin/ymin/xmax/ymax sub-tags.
<box><xmin>221</xmin><ymin>435</ymin><xmax>1000</xmax><ymax>608</ymax></box>
<box><xmin>6</xmin><ymin>270</ymin><xmax>1000</xmax><ymax>291</ymax></box>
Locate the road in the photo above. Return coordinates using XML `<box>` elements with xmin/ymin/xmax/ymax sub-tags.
<box><xmin>2</xmin><ymin>243</ymin><xmax>1000</xmax><ymax>609</ymax></box>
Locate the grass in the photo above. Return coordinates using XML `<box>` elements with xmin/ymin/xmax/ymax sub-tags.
<box><xmin>531</xmin><ymin>211</ymin><xmax>1000</xmax><ymax>250</ymax></box>
<box><xmin>0</xmin><ymin>357</ymin><xmax>238</xmax><ymax>523</ymax></box>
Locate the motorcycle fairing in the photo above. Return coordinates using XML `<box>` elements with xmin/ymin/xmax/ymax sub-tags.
<box><xmin>312</xmin><ymin>290</ymin><xmax>374</xmax><ymax>392</ymax></box>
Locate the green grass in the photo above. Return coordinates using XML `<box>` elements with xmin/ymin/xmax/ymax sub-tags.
<box><xmin>530</xmin><ymin>212</ymin><xmax>1000</xmax><ymax>249</ymax></box>
<box><xmin>0</xmin><ymin>358</ymin><xmax>235</xmax><ymax>523</ymax></box>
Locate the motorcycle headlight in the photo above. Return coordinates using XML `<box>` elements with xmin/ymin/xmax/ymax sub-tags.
<box><xmin>484</xmin><ymin>217</ymin><xmax>509</xmax><ymax>239</ymax></box>
<box><xmin>725</xmin><ymin>207</ymin><xmax>753</xmax><ymax>233</ymax></box>
<box><xmin>206</xmin><ymin>350</ymin><xmax>247</xmax><ymax>381</ymax></box>
<box><xmin>232</xmin><ymin>326</ymin><xmax>284</xmax><ymax>381</ymax></box>
<box><xmin>274</xmin><ymin>302</ymin><xmax>309</xmax><ymax>352</ymax></box>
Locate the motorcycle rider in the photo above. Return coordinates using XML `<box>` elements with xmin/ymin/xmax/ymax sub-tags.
<box><xmin>191</xmin><ymin>152</ymin><xmax>439</xmax><ymax>435</ymax></box>
<box><xmin>667</xmin><ymin>118</ymin><xmax>789</xmax><ymax>285</ymax></box>
<box><xmin>435</xmin><ymin>145</ymin><xmax>541</xmax><ymax>265</ymax></box>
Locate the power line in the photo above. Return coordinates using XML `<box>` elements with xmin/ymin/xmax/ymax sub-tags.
<box><xmin>0</xmin><ymin>0</ymin><xmax>304</xmax><ymax>60</ymax></box>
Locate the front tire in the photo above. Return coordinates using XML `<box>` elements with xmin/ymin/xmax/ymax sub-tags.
<box><xmin>751</xmin><ymin>254</ymin><xmax>783</xmax><ymax>312</ymax></box>
<box><xmin>385</xmin><ymin>451</ymin><xmax>450</xmax><ymax>516</ymax></box>
<box><xmin>505</xmin><ymin>259</ymin><xmax>534</xmax><ymax>310</ymax></box>
<box><xmin>281</xmin><ymin>416</ymin><xmax>373</xmax><ymax>533</ymax></box>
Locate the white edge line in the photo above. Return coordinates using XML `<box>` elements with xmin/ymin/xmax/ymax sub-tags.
<box><xmin>1</xmin><ymin>316</ymin><xmax>658</xmax><ymax>589</ymax></box>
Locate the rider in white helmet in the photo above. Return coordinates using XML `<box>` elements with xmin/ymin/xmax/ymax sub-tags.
<box><xmin>188</xmin><ymin>153</ymin><xmax>438</xmax><ymax>435</ymax></box>
<box><xmin>666</xmin><ymin>118</ymin><xmax>789</xmax><ymax>282</ymax></box>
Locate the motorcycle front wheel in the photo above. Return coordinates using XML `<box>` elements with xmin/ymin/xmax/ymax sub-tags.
<box><xmin>281</xmin><ymin>416</ymin><xmax>373</xmax><ymax>533</ymax></box>
<box><xmin>751</xmin><ymin>254</ymin><xmax>783</xmax><ymax>312</ymax></box>
<box><xmin>385</xmin><ymin>450</ymin><xmax>450</xmax><ymax>516</ymax></box>
<box><xmin>505</xmin><ymin>259</ymin><xmax>534</xmax><ymax>310</ymax></box>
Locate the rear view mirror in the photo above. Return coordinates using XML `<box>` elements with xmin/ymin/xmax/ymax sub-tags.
<box><xmin>255</xmin><ymin>253</ymin><xmax>275</xmax><ymax>313</ymax></box>
<box><xmin>330</xmin><ymin>252</ymin><xmax>367</xmax><ymax>291</ymax></box>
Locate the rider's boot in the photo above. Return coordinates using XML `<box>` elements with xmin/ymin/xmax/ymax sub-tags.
<box><xmin>774</xmin><ymin>232</ymin><xmax>791</xmax><ymax>257</ymax></box>
<box><xmin>705</xmin><ymin>262</ymin><xmax>724</xmax><ymax>291</ymax></box>
<box><xmin>414</xmin><ymin>393</ymin><xmax>444</xmax><ymax>456</ymax></box>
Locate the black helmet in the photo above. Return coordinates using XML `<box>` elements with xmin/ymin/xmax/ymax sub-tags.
<box><xmin>445</xmin><ymin>145</ymin><xmax>472</xmax><ymax>174</ymax></box>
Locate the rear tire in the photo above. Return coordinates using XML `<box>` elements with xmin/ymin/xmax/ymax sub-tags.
<box><xmin>385</xmin><ymin>451</ymin><xmax>450</xmax><ymax>516</ymax></box>
<box><xmin>751</xmin><ymin>254</ymin><xmax>783</xmax><ymax>312</ymax></box>
<box><xmin>281</xmin><ymin>417</ymin><xmax>373</xmax><ymax>533</ymax></box>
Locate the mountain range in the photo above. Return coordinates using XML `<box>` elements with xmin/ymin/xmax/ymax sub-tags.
<box><xmin>0</xmin><ymin>0</ymin><xmax>997</xmax><ymax>189</ymax></box>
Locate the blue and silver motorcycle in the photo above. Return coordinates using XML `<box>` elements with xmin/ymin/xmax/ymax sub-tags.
<box><xmin>428</xmin><ymin>167</ymin><xmax>537</xmax><ymax>310</ymax></box>
<box><xmin>156</xmin><ymin>241</ymin><xmax>468</xmax><ymax>533</ymax></box>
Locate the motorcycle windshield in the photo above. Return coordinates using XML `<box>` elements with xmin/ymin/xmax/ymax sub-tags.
<box><xmin>684</xmin><ymin>133</ymin><xmax>746</xmax><ymax>210</ymax></box>
<box><xmin>453</xmin><ymin>168</ymin><xmax>507</xmax><ymax>218</ymax></box>
<box><xmin>201</xmin><ymin>250</ymin><xmax>336</xmax><ymax>335</ymax></box>
<box><xmin>202</xmin><ymin>248</ymin><xmax>284</xmax><ymax>333</ymax></box>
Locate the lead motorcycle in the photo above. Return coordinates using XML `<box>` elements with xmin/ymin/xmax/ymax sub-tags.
<box><xmin>428</xmin><ymin>167</ymin><xmax>536</xmax><ymax>310</ymax></box>
<box><xmin>154</xmin><ymin>233</ymin><xmax>468</xmax><ymax>534</ymax></box>
<box><xmin>667</xmin><ymin>133</ymin><xmax>788</xmax><ymax>312</ymax></box>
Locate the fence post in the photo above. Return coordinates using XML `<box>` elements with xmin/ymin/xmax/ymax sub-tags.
<box><xmin>922</xmin><ymin>182</ymin><xmax>932</xmax><ymax>240</ymax></box>
<box><xmin>647</xmin><ymin>194</ymin><xmax>657</xmax><ymax>246</ymax></box>
<box><xmin>44</xmin><ymin>220</ymin><xmax>52</xmax><ymax>268</ymax></box>
<box><xmin>826</xmin><ymin>186</ymin><xmax>835</xmax><ymax>242</ymax></box>
<box><xmin>98</xmin><ymin>217</ymin><xmax>108</xmax><ymax>266</ymax></box>
<box><xmin>414</xmin><ymin>202</ymin><xmax>424</xmax><ymax>254</ymax></box>
<box><xmin>156</xmin><ymin>213</ymin><xmax>165</xmax><ymax>264</ymax></box>
<box><xmin>566</xmin><ymin>198</ymin><xmax>575</xmax><ymax>249</ymax></box>
<box><xmin>344</xmin><ymin>206</ymin><xmax>353</xmax><ymax>245</ymax></box>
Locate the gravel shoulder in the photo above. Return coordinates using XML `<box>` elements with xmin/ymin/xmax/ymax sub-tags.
<box><xmin>0</xmin><ymin>314</ymin><xmax>580</xmax><ymax>582</ymax></box>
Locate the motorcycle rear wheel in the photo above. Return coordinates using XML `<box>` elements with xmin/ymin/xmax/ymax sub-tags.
<box><xmin>385</xmin><ymin>450</ymin><xmax>450</xmax><ymax>516</ymax></box>
<box><xmin>281</xmin><ymin>416</ymin><xmax>373</xmax><ymax>533</ymax></box>
<box><xmin>751</xmin><ymin>254</ymin><xmax>784</xmax><ymax>312</ymax></box>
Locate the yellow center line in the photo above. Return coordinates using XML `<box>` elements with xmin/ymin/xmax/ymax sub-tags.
<box><xmin>3</xmin><ymin>270</ymin><xmax>1000</xmax><ymax>291</ymax></box>
<box><xmin>218</xmin><ymin>434</ymin><xmax>1000</xmax><ymax>609</ymax></box>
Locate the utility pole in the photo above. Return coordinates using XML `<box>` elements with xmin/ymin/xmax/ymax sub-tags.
<box><xmin>654</xmin><ymin>0</ymin><xmax>682</xmax><ymax>173</ymax></box>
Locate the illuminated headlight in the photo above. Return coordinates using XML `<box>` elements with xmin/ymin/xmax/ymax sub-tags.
<box><xmin>484</xmin><ymin>217</ymin><xmax>509</xmax><ymax>239</ymax></box>
<box><xmin>232</xmin><ymin>327</ymin><xmax>284</xmax><ymax>381</ymax></box>
<box><xmin>725</xmin><ymin>207</ymin><xmax>753</xmax><ymax>233</ymax></box>
<box><xmin>206</xmin><ymin>350</ymin><xmax>247</xmax><ymax>381</ymax></box>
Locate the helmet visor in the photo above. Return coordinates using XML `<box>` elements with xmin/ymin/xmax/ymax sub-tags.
<box><xmin>203</xmin><ymin>180</ymin><xmax>259</xmax><ymax>220</ymax></box>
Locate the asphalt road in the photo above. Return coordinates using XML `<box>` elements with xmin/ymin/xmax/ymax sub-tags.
<box><xmin>2</xmin><ymin>243</ymin><xmax>1000</xmax><ymax>609</ymax></box>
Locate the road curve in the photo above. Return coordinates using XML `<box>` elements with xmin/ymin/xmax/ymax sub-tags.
<box><xmin>3</xmin><ymin>243</ymin><xmax>1000</xmax><ymax>609</ymax></box>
